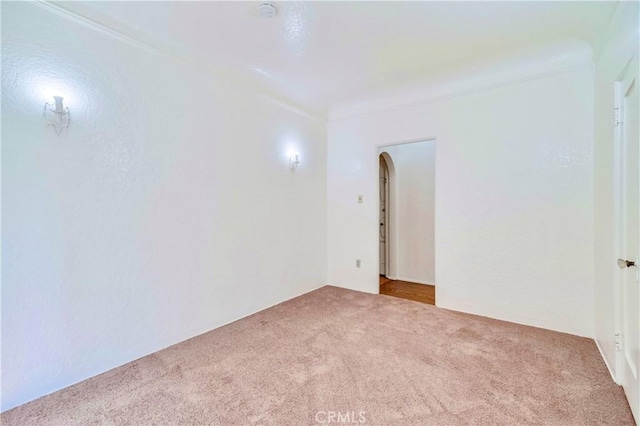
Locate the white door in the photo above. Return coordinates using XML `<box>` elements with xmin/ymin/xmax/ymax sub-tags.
<box><xmin>379</xmin><ymin>156</ymin><xmax>387</xmax><ymax>275</ymax></box>
<box><xmin>618</xmin><ymin>57</ymin><xmax>639</xmax><ymax>423</ymax></box>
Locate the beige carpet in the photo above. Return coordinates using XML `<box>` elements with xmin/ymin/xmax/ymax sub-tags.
<box><xmin>2</xmin><ymin>286</ymin><xmax>634</xmax><ymax>425</ymax></box>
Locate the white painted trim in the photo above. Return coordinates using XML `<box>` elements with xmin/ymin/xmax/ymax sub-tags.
<box><xmin>376</xmin><ymin>139</ymin><xmax>437</xmax><ymax>291</ymax></box>
<box><xmin>376</xmin><ymin>148</ymin><xmax>397</xmax><ymax>290</ymax></box>
<box><xmin>329</xmin><ymin>62</ymin><xmax>592</xmax><ymax>121</ymax></box>
<box><xmin>384</xmin><ymin>159</ymin><xmax>391</xmax><ymax>277</ymax></box>
<box><xmin>2</xmin><ymin>280</ymin><xmax>329</xmax><ymax>412</ymax></box>
<box><xmin>596</xmin><ymin>338</ymin><xmax>618</xmax><ymax>383</ymax></box>
<box><xmin>612</xmin><ymin>55</ymin><xmax>637</xmax><ymax>386</ymax></box>
<box><xmin>613</xmin><ymin>75</ymin><xmax>624</xmax><ymax>386</ymax></box>
<box><xmin>378</xmin><ymin>151</ymin><xmax>397</xmax><ymax>280</ymax></box>
<box><xmin>28</xmin><ymin>1</ymin><xmax>323</xmax><ymax>121</ymax></box>
<box><xmin>328</xmin><ymin>39</ymin><xmax>593</xmax><ymax>121</ymax></box>
<box><xmin>392</xmin><ymin>276</ymin><xmax>435</xmax><ymax>286</ymax></box>
<box><xmin>30</xmin><ymin>0</ymin><xmax>158</xmax><ymax>55</ymax></box>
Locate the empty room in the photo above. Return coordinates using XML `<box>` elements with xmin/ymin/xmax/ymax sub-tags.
<box><xmin>1</xmin><ymin>1</ymin><xmax>639</xmax><ymax>424</ymax></box>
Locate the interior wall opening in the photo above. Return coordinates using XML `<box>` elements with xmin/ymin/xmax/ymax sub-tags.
<box><xmin>378</xmin><ymin>140</ymin><xmax>436</xmax><ymax>305</ymax></box>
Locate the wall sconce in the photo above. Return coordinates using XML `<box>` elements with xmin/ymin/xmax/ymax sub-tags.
<box><xmin>289</xmin><ymin>153</ymin><xmax>300</xmax><ymax>171</ymax></box>
<box><xmin>44</xmin><ymin>96</ymin><xmax>70</xmax><ymax>135</ymax></box>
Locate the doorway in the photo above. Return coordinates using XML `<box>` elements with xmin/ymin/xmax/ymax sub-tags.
<box><xmin>378</xmin><ymin>141</ymin><xmax>436</xmax><ymax>305</ymax></box>
<box><xmin>615</xmin><ymin>56</ymin><xmax>639</xmax><ymax>423</ymax></box>
<box><xmin>379</xmin><ymin>154</ymin><xmax>390</xmax><ymax>276</ymax></box>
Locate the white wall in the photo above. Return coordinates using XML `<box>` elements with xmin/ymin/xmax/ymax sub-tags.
<box><xmin>593</xmin><ymin>1</ymin><xmax>640</xmax><ymax>379</ymax></box>
<box><xmin>380</xmin><ymin>142</ymin><xmax>435</xmax><ymax>284</ymax></box>
<box><xmin>328</xmin><ymin>54</ymin><xmax>595</xmax><ymax>337</ymax></box>
<box><xmin>1</xmin><ymin>2</ymin><xmax>326</xmax><ymax>411</ymax></box>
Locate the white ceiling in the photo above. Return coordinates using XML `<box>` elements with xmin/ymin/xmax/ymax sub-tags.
<box><xmin>54</xmin><ymin>1</ymin><xmax>618</xmax><ymax>115</ymax></box>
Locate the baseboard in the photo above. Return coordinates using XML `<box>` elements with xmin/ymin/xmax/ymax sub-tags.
<box><xmin>1</xmin><ymin>282</ymin><xmax>327</xmax><ymax>412</ymax></box>
<box><xmin>595</xmin><ymin>338</ymin><xmax>618</xmax><ymax>384</ymax></box>
<box><xmin>392</xmin><ymin>276</ymin><xmax>435</xmax><ymax>286</ymax></box>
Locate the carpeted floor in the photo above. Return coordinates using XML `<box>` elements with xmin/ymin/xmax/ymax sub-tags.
<box><xmin>2</xmin><ymin>286</ymin><xmax>634</xmax><ymax>425</ymax></box>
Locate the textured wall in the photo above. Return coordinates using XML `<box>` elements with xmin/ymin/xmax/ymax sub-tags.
<box><xmin>593</xmin><ymin>1</ymin><xmax>640</xmax><ymax>380</ymax></box>
<box><xmin>1</xmin><ymin>2</ymin><xmax>326</xmax><ymax>411</ymax></box>
<box><xmin>328</xmin><ymin>65</ymin><xmax>595</xmax><ymax>337</ymax></box>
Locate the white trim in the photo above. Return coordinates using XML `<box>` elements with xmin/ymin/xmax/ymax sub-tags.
<box><xmin>392</xmin><ymin>276</ymin><xmax>435</xmax><ymax>286</ymax></box>
<box><xmin>376</xmin><ymin>139</ymin><xmax>437</xmax><ymax>291</ymax></box>
<box><xmin>612</xmin><ymin>55</ymin><xmax>637</xmax><ymax>386</ymax></box>
<box><xmin>27</xmin><ymin>1</ymin><xmax>322</xmax><ymax>122</ymax></box>
<box><xmin>30</xmin><ymin>0</ymin><xmax>158</xmax><ymax>55</ymax></box>
<box><xmin>328</xmin><ymin>60</ymin><xmax>593</xmax><ymax>121</ymax></box>
<box><xmin>595</xmin><ymin>338</ymin><xmax>618</xmax><ymax>383</ymax></box>
<box><xmin>380</xmin><ymin>276</ymin><xmax>435</xmax><ymax>287</ymax></box>
<box><xmin>384</xmin><ymin>161</ymin><xmax>390</xmax><ymax>277</ymax></box>
<box><xmin>614</xmin><ymin>55</ymin><xmax>640</xmax><ymax>419</ymax></box>
<box><xmin>382</xmin><ymin>150</ymin><xmax>399</xmax><ymax>280</ymax></box>
<box><xmin>378</xmin><ymin>151</ymin><xmax>396</xmax><ymax>279</ymax></box>
<box><xmin>613</xmin><ymin>75</ymin><xmax>624</xmax><ymax>386</ymax></box>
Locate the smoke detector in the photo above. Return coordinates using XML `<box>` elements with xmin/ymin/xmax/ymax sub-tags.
<box><xmin>259</xmin><ymin>3</ymin><xmax>277</xmax><ymax>18</ymax></box>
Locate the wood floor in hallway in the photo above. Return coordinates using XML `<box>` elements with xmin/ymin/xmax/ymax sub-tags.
<box><xmin>379</xmin><ymin>276</ymin><xmax>435</xmax><ymax>305</ymax></box>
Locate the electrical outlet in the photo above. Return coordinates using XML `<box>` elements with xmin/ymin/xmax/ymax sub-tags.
<box><xmin>357</xmin><ymin>195</ymin><xmax>363</xmax><ymax>204</ymax></box>
<box><xmin>356</xmin><ymin>259</ymin><xmax>361</xmax><ymax>268</ymax></box>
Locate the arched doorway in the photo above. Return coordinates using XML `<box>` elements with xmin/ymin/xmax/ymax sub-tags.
<box><xmin>379</xmin><ymin>152</ymin><xmax>395</xmax><ymax>278</ymax></box>
<box><xmin>378</xmin><ymin>142</ymin><xmax>435</xmax><ymax>306</ymax></box>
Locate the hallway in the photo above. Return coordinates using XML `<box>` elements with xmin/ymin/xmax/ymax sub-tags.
<box><xmin>380</xmin><ymin>276</ymin><xmax>435</xmax><ymax>305</ymax></box>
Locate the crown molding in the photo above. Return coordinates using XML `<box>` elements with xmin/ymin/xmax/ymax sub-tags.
<box><xmin>328</xmin><ymin>41</ymin><xmax>594</xmax><ymax>121</ymax></box>
<box><xmin>27</xmin><ymin>1</ymin><xmax>324</xmax><ymax>122</ymax></box>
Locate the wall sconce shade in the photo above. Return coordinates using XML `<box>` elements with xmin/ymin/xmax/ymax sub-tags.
<box><xmin>44</xmin><ymin>96</ymin><xmax>70</xmax><ymax>135</ymax></box>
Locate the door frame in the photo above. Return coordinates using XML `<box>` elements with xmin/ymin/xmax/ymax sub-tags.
<box><xmin>613</xmin><ymin>59</ymin><xmax>625</xmax><ymax>386</ymax></box>
<box><xmin>375</xmin><ymin>137</ymin><xmax>437</xmax><ymax>290</ymax></box>
<box><xmin>613</xmin><ymin>54</ymin><xmax>639</xmax><ymax>390</ymax></box>
<box><xmin>378</xmin><ymin>151</ymin><xmax>396</xmax><ymax>279</ymax></box>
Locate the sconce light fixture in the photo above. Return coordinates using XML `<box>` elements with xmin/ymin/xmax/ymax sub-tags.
<box><xmin>44</xmin><ymin>96</ymin><xmax>70</xmax><ymax>135</ymax></box>
<box><xmin>289</xmin><ymin>152</ymin><xmax>300</xmax><ymax>171</ymax></box>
